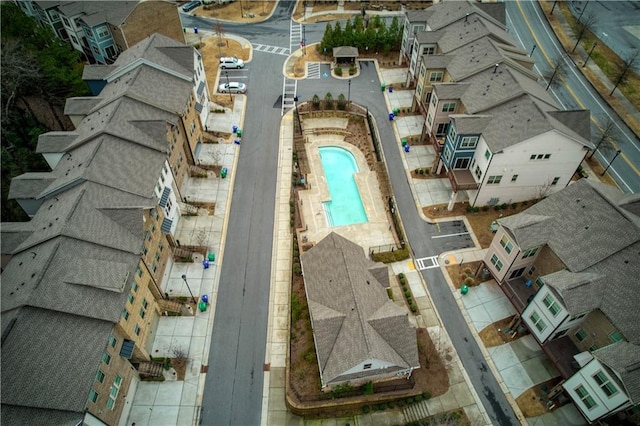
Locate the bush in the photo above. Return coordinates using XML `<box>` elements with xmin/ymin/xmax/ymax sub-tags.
<box><xmin>415</xmin><ymin>394</ymin><xmax>423</xmax><ymax>402</ymax></box>
<box><xmin>511</xmin><ymin>202</ymin><xmax>518</xmax><ymax>209</ymax></box>
<box><xmin>362</xmin><ymin>405</ymin><xmax>370</xmax><ymax>413</ymax></box>
<box><xmin>482</xmin><ymin>205</ymin><xmax>489</xmax><ymax>212</ymax></box>
<box><xmin>349</xmin><ymin>66</ymin><xmax>357</xmax><ymax>75</ymax></box>
<box><xmin>396</xmin><ymin>399</ymin><xmax>405</xmax><ymax>407</ymax></box>
<box><xmin>311</xmin><ymin>94</ymin><xmax>320</xmax><ymax>109</ymax></box>
<box><xmin>464</xmin><ymin>277</ymin><xmax>474</xmax><ymax>285</ymax></box>
<box><xmin>324</xmin><ymin>92</ymin><xmax>334</xmax><ymax>109</ymax></box>
<box><xmin>387</xmin><ymin>401</ymin><xmax>395</xmax><ymax>409</ymax></box>
<box><xmin>494</xmin><ymin>205</ymin><xmax>501</xmax><ymax>211</ymax></box>
<box><xmin>501</xmin><ymin>203</ymin><xmax>508</xmax><ymax>210</ymax></box>
<box><xmin>337</xmin><ymin>93</ymin><xmax>347</xmax><ymax>110</ymax></box>
<box><xmin>362</xmin><ymin>381</ymin><xmax>374</xmax><ymax>395</ymax></box>
<box><xmin>292</xmin><ymin>263</ymin><xmax>302</xmax><ymax>276</ymax></box>
<box><xmin>386</xmin><ymin>288</ymin><xmax>394</xmax><ymax>300</ymax></box>
<box><xmin>422</xmin><ymin>391</ymin><xmax>431</xmax><ymax>400</ymax></box>
<box><xmin>372</xmin><ymin>248</ymin><xmax>410</xmax><ymax>263</ymax></box>
<box><xmin>466</xmin><ymin>205</ymin><xmax>473</xmax><ymax>213</ymax></box>
<box><xmin>405</xmin><ymin>290</ymin><xmax>412</xmax><ymax>298</ymax></box>
<box><xmin>335</xmin><ymin>66</ymin><xmax>342</xmax><ymax>76</ymax></box>
<box><xmin>410</xmin><ymin>303</ymin><xmax>418</xmax><ymax>312</ymax></box>
<box><xmin>407</xmin><ymin>397</ymin><xmax>415</xmax><ymax>404</ymax></box>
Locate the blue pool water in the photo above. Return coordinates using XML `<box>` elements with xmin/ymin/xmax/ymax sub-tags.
<box><xmin>319</xmin><ymin>146</ymin><xmax>368</xmax><ymax>226</ymax></box>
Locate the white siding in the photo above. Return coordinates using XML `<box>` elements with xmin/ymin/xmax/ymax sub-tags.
<box><xmin>563</xmin><ymin>358</ymin><xmax>631</xmax><ymax>422</ymax></box>
<box><xmin>522</xmin><ymin>288</ymin><xmax>568</xmax><ymax>342</ymax></box>
<box><xmin>471</xmin><ymin>131</ymin><xmax>587</xmax><ymax>206</ymax></box>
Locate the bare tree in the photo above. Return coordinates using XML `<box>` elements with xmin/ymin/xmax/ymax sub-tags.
<box><xmin>213</xmin><ymin>21</ymin><xmax>226</xmax><ymax>57</ymax></box>
<box><xmin>535</xmin><ymin>178</ymin><xmax>555</xmax><ymax>200</ymax></box>
<box><xmin>589</xmin><ymin>118</ymin><xmax>618</xmax><ymax>159</ymax></box>
<box><xmin>610</xmin><ymin>49</ymin><xmax>639</xmax><ymax>96</ymax></box>
<box><xmin>572</xmin><ymin>13</ymin><xmax>596</xmax><ymax>53</ymax></box>
<box><xmin>545</xmin><ymin>58</ymin><xmax>567</xmax><ymax>91</ymax></box>
<box><xmin>0</xmin><ymin>40</ymin><xmax>41</xmax><ymax>121</ymax></box>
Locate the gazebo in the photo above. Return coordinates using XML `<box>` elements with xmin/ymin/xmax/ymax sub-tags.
<box><xmin>332</xmin><ymin>46</ymin><xmax>359</xmax><ymax>65</ymax></box>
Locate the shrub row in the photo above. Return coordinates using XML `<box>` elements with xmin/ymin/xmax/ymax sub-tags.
<box><xmin>361</xmin><ymin>391</ymin><xmax>431</xmax><ymax>413</ymax></box>
<box><xmin>398</xmin><ymin>273</ymin><xmax>418</xmax><ymax>313</ymax></box>
<box><xmin>372</xmin><ymin>247</ymin><xmax>410</xmax><ymax>263</ymax></box>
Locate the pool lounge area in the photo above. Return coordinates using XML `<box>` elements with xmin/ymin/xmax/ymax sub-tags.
<box><xmin>296</xmin><ymin>118</ymin><xmax>395</xmax><ymax>252</ymax></box>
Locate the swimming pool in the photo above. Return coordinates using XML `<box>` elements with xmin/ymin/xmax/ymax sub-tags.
<box><xmin>319</xmin><ymin>146</ymin><xmax>368</xmax><ymax>227</ymax></box>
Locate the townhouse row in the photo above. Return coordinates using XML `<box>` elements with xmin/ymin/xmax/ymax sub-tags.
<box><xmin>1</xmin><ymin>33</ymin><xmax>210</xmax><ymax>425</ymax></box>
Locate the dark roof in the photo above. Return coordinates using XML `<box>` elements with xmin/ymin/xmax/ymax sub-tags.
<box><xmin>301</xmin><ymin>233</ymin><xmax>419</xmax><ymax>385</ymax></box>
<box><xmin>1</xmin><ymin>307</ymin><xmax>113</xmax><ymax>414</ymax></box>
<box><xmin>332</xmin><ymin>46</ymin><xmax>359</xmax><ymax>58</ymax></box>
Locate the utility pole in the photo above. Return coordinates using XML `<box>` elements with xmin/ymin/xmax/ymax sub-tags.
<box><xmin>181</xmin><ymin>274</ymin><xmax>197</xmax><ymax>304</ymax></box>
<box><xmin>583</xmin><ymin>42</ymin><xmax>597</xmax><ymax>68</ymax></box>
<box><xmin>601</xmin><ymin>150</ymin><xmax>622</xmax><ymax>176</ymax></box>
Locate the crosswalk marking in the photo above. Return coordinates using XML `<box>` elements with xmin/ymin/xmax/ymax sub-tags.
<box><xmin>252</xmin><ymin>43</ymin><xmax>290</xmax><ymax>56</ymax></box>
<box><xmin>306</xmin><ymin>62</ymin><xmax>321</xmax><ymax>79</ymax></box>
<box><xmin>415</xmin><ymin>256</ymin><xmax>440</xmax><ymax>271</ymax></box>
<box><xmin>281</xmin><ymin>78</ymin><xmax>297</xmax><ymax>116</ymax></box>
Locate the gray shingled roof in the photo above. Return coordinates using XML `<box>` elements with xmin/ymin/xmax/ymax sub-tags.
<box><xmin>1</xmin><ymin>307</ymin><xmax>112</xmax><ymax>414</ymax></box>
<box><xmin>406</xmin><ymin>9</ymin><xmax>434</xmax><ymax>23</ymax></box>
<box><xmin>594</xmin><ymin>342</ymin><xmax>640</xmax><ymax>404</ymax></box>
<box><xmin>63</xmin><ymin>97</ymin><xmax>102</xmax><ymax>116</ymax></box>
<box><xmin>112</xmin><ymin>33</ymin><xmax>193</xmax><ymax>78</ymax></box>
<box><xmin>57</xmin><ymin>1</ymin><xmax>138</xmax><ymax>27</ymax></box>
<box><xmin>7</xmin><ymin>172</ymin><xmax>57</xmax><ymax>200</ymax></box>
<box><xmin>427</xmin><ymin>1</ymin><xmax>497</xmax><ymax>31</ymax></box>
<box><xmin>540</xmin><ymin>269</ymin><xmax>605</xmax><ymax>315</ymax></box>
<box><xmin>36</xmin><ymin>131</ymin><xmax>79</xmax><ymax>153</ymax></box>
<box><xmin>450</xmin><ymin>114</ymin><xmax>492</xmax><ymax>134</ymax></box>
<box><xmin>0</xmin><ymin>404</ymin><xmax>81</xmax><ymax>426</ymax></box>
<box><xmin>433</xmin><ymin>82</ymin><xmax>470</xmax><ymax>100</ymax></box>
<box><xmin>301</xmin><ymin>233</ymin><xmax>419</xmax><ymax>385</ymax></box>
<box><xmin>422</xmin><ymin>54</ymin><xmax>453</xmax><ymax>69</ymax></box>
<box><xmin>0</xmin><ymin>222</ymin><xmax>35</xmax><ymax>255</ymax></box>
<box><xmin>82</xmin><ymin>64</ymin><xmax>118</xmax><ymax>80</ymax></box>
<box><xmin>436</xmin><ymin>13</ymin><xmax>514</xmax><ymax>54</ymax></box>
<box><xmin>333</xmin><ymin>46</ymin><xmax>359</xmax><ymax>57</ymax></box>
<box><xmin>500</xmin><ymin>180</ymin><xmax>640</xmax><ymax>343</ymax></box>
<box><xmin>415</xmin><ymin>28</ymin><xmax>446</xmax><ymax>44</ymax></box>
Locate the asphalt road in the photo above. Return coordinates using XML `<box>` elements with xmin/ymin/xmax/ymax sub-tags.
<box><xmin>505</xmin><ymin>1</ymin><xmax>640</xmax><ymax>193</ymax></box>
<box><xmin>198</xmin><ymin>3</ymin><xmax>295</xmax><ymax>425</ymax></box>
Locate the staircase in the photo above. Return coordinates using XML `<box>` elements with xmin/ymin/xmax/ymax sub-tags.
<box><xmin>138</xmin><ymin>362</ymin><xmax>165</xmax><ymax>377</ymax></box>
<box><xmin>402</xmin><ymin>399</ymin><xmax>431</xmax><ymax>423</ymax></box>
<box><xmin>159</xmin><ymin>299</ymin><xmax>183</xmax><ymax>313</ymax></box>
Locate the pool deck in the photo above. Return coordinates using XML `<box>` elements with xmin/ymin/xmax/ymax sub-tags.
<box><xmin>297</xmin><ymin>118</ymin><xmax>396</xmax><ymax>253</ymax></box>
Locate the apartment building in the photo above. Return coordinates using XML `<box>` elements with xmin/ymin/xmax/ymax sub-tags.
<box><xmin>1</xmin><ymin>33</ymin><xmax>210</xmax><ymax>425</ymax></box>
<box><xmin>401</xmin><ymin>0</ymin><xmax>592</xmax><ymax>209</ymax></box>
<box><xmin>483</xmin><ymin>179</ymin><xmax>640</xmax><ymax>424</ymax></box>
<box><xmin>15</xmin><ymin>0</ymin><xmax>184</xmax><ymax>64</ymax></box>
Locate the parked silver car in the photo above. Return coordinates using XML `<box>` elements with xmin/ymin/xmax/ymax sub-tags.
<box><xmin>218</xmin><ymin>82</ymin><xmax>247</xmax><ymax>94</ymax></box>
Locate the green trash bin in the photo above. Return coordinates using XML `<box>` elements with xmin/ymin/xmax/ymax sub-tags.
<box><xmin>198</xmin><ymin>301</ymin><xmax>207</xmax><ymax>312</ymax></box>
<box><xmin>207</xmin><ymin>252</ymin><xmax>215</xmax><ymax>262</ymax></box>
<box><xmin>461</xmin><ymin>285</ymin><xmax>469</xmax><ymax>295</ymax></box>
<box><xmin>393</xmin><ymin>107</ymin><xmax>400</xmax><ymax>115</ymax></box>
<box><xmin>401</xmin><ymin>138</ymin><xmax>408</xmax><ymax>146</ymax></box>
<box><xmin>381</xmin><ymin>83</ymin><xmax>386</xmax><ymax>92</ymax></box>
<box><xmin>236</xmin><ymin>129</ymin><xmax>242</xmax><ymax>137</ymax></box>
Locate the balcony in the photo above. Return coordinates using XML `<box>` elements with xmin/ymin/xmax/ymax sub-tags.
<box><xmin>541</xmin><ymin>336</ymin><xmax>580</xmax><ymax>379</ymax></box>
<box><xmin>427</xmin><ymin>132</ymin><xmax>444</xmax><ymax>153</ymax></box>
<box><xmin>500</xmin><ymin>276</ymin><xmax>539</xmax><ymax>312</ymax></box>
<box><xmin>447</xmin><ymin>168</ymin><xmax>479</xmax><ymax>192</ymax></box>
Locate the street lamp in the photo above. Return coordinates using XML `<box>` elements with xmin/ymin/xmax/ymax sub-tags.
<box><xmin>601</xmin><ymin>149</ymin><xmax>622</xmax><ymax>176</ymax></box>
<box><xmin>225</xmin><ymin>71</ymin><xmax>232</xmax><ymax>102</ymax></box>
<box><xmin>347</xmin><ymin>79</ymin><xmax>351</xmax><ymax>110</ymax></box>
<box><xmin>530</xmin><ymin>44</ymin><xmax>537</xmax><ymax>57</ymax></box>
<box><xmin>181</xmin><ymin>274</ymin><xmax>197</xmax><ymax>304</ymax></box>
<box><xmin>293</xmin><ymin>95</ymin><xmax>302</xmax><ymax>134</ymax></box>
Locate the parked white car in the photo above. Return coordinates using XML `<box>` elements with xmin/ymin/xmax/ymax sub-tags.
<box><xmin>219</xmin><ymin>57</ymin><xmax>245</xmax><ymax>69</ymax></box>
<box><xmin>218</xmin><ymin>82</ymin><xmax>247</xmax><ymax>94</ymax></box>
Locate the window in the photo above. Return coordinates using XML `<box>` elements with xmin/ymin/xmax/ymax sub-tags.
<box><xmin>511</xmin><ymin>174</ymin><xmax>518</xmax><ymax>182</ymax></box>
<box><xmin>416</xmin><ymin>84</ymin><xmax>422</xmax><ymax>96</ymax></box>
<box><xmin>62</xmin><ymin>16</ymin><xmax>70</xmax><ymax>26</ymax></box>
<box><xmin>436</xmin><ymin>122</ymin><xmax>449</xmax><ymax>136</ymax></box>
<box><xmin>509</xmin><ymin>267</ymin><xmax>525</xmax><ymax>279</ymax></box>
<box><xmin>460</xmin><ymin>136</ymin><xmax>478</xmax><ymax>148</ymax></box>
<box><xmin>499</xmin><ymin>235</ymin><xmax>513</xmax><ymax>253</ymax></box>
<box><xmin>474</xmin><ymin>165</ymin><xmax>482</xmax><ymax>180</ymax></box>
<box><xmin>102</xmin><ymin>353</ymin><xmax>111</xmax><ymax>365</ymax></box>
<box><xmin>127</xmin><ymin>294</ymin><xmax>134</xmax><ymax>304</ymax></box>
<box><xmin>107</xmin><ymin>375</ymin><xmax>122</xmax><ymax>410</ymax></box>
<box><xmin>528</xmin><ymin>265</ymin><xmax>536</xmax><ymax>275</ymax></box>
<box><xmin>575</xmin><ymin>385</ymin><xmax>597</xmax><ymax>410</ymax></box>
<box><xmin>522</xmin><ymin>247</ymin><xmax>538</xmax><ymax>258</ymax></box>
<box><xmin>142</xmin><ymin>299</ymin><xmax>148</xmax><ymax>309</ymax></box>
<box><xmin>490</xmin><ymin>254</ymin><xmax>503</xmax><ymax>271</ymax></box>
<box><xmin>575</xmin><ymin>329</ymin><xmax>588</xmax><ymax>342</ymax></box>
<box><xmin>422</xmin><ymin>46</ymin><xmax>435</xmax><ymax>55</ymax></box>
<box><xmin>589</xmin><ymin>344</ymin><xmax>599</xmax><ymax>351</ymax></box>
<box><xmin>488</xmin><ymin>175</ymin><xmax>503</xmax><ymax>185</ymax></box>
<box><xmin>96</xmin><ymin>26</ymin><xmax>110</xmax><ymax>38</ymax></box>
<box><xmin>132</xmin><ymin>282</ymin><xmax>138</xmax><ymax>293</ymax></box>
<box><xmin>551</xmin><ymin>177</ymin><xmax>560</xmax><ymax>186</ymax></box>
<box><xmin>88</xmin><ymin>389</ymin><xmax>99</xmax><ymax>403</ymax></box>
<box><xmin>609</xmin><ymin>331</ymin><xmax>623</xmax><ymax>342</ymax></box>
<box><xmin>92</xmin><ymin>45</ymin><xmax>100</xmax><ymax>55</ymax></box>
<box><xmin>536</xmin><ymin>277</ymin><xmax>545</xmax><ymax>287</ymax></box>
<box><xmin>543</xmin><ymin>294</ymin><xmax>561</xmax><ymax>316</ymax></box>
<box><xmin>529</xmin><ymin>311</ymin><xmax>547</xmax><ymax>332</ymax></box>
<box><xmin>70</xmin><ymin>34</ymin><xmax>78</xmax><ymax>44</ymax></box>
<box><xmin>485</xmin><ymin>149</ymin><xmax>491</xmax><ymax>160</ymax></box>
<box><xmin>140</xmin><ymin>307</ymin><xmax>146</xmax><ymax>319</ymax></box>
<box><xmin>427</xmin><ymin>113</ymin><xmax>433</xmax><ymax>125</ymax></box>
<box><xmin>431</xmin><ymin>93</ymin><xmax>438</xmax><ymax>107</ymax></box>
<box><xmin>443</xmin><ymin>145</ymin><xmax>452</xmax><ymax>163</ymax></box>
<box><xmin>454</xmin><ymin>157</ymin><xmax>470</xmax><ymax>169</ymax></box>
<box><xmin>136</xmin><ymin>266</ymin><xmax>143</xmax><ymax>277</ymax></box>
<box><xmin>449</xmin><ymin>125</ymin><xmax>457</xmax><ymax>140</ymax></box>
<box><xmin>141</xmin><ymin>243</ymin><xmax>148</xmax><ymax>255</ymax></box>
<box><xmin>442</xmin><ymin>102</ymin><xmax>456</xmax><ymax>112</ymax></box>
<box><xmin>105</xmin><ymin>45</ymin><xmax>116</xmax><ymax>58</ymax></box>
<box><xmin>530</xmin><ymin>153</ymin><xmax>551</xmax><ymax>161</ymax></box>
<box><xmin>363</xmin><ymin>363</ymin><xmax>372</xmax><ymax>370</ymax></box>
<box><xmin>134</xmin><ymin>324</ymin><xmax>141</xmax><ymax>336</ymax></box>
<box><xmin>552</xmin><ymin>329</ymin><xmax>568</xmax><ymax>340</ymax></box>
<box><xmin>571</xmin><ymin>313</ymin><xmax>586</xmax><ymax>321</ymax></box>
<box><xmin>544</xmin><ymin>154</ymin><xmax>551</xmax><ymax>159</ymax></box>
<box><xmin>108</xmin><ymin>335</ymin><xmax>117</xmax><ymax>348</ymax></box>
<box><xmin>122</xmin><ymin>309</ymin><xmax>130</xmax><ymax>321</ymax></box>
<box><xmin>593</xmin><ymin>371</ymin><xmax>618</xmax><ymax>397</ymax></box>
<box><xmin>96</xmin><ymin>370</ymin><xmax>105</xmax><ymax>383</ymax></box>
<box><xmin>429</xmin><ymin>71</ymin><xmax>443</xmax><ymax>82</ymax></box>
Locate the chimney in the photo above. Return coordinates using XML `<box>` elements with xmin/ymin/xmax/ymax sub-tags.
<box><xmin>493</xmin><ymin>63</ymin><xmax>499</xmax><ymax>73</ymax></box>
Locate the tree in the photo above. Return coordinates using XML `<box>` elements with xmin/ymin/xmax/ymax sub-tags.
<box><xmin>544</xmin><ymin>58</ymin><xmax>567</xmax><ymax>91</ymax></box>
<box><xmin>572</xmin><ymin>13</ymin><xmax>596</xmax><ymax>53</ymax></box>
<box><xmin>589</xmin><ymin>118</ymin><xmax>618</xmax><ymax>159</ymax></box>
<box><xmin>213</xmin><ymin>21</ymin><xmax>226</xmax><ymax>57</ymax></box>
<box><xmin>320</xmin><ymin>22</ymin><xmax>333</xmax><ymax>53</ymax></box>
<box><xmin>610</xmin><ymin>49</ymin><xmax>639</xmax><ymax>96</ymax></box>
